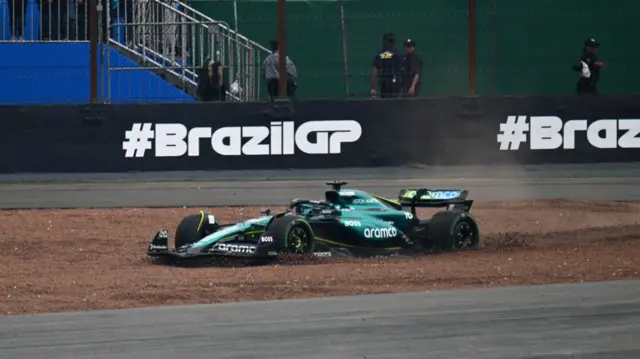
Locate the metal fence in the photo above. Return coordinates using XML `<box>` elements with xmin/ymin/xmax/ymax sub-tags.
<box><xmin>106</xmin><ymin>0</ymin><xmax>271</xmax><ymax>102</ymax></box>
<box><xmin>188</xmin><ymin>0</ymin><xmax>638</xmax><ymax>100</ymax></box>
<box><xmin>0</xmin><ymin>0</ymin><xmax>272</xmax><ymax>103</ymax></box>
<box><xmin>1</xmin><ymin>0</ymin><xmax>90</xmax><ymax>42</ymax></box>
<box><xmin>3</xmin><ymin>0</ymin><xmax>638</xmax><ymax>103</ymax></box>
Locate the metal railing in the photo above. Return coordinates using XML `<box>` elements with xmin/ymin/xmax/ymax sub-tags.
<box><xmin>1</xmin><ymin>0</ymin><xmax>272</xmax><ymax>102</ymax></box>
<box><xmin>106</xmin><ymin>0</ymin><xmax>272</xmax><ymax>102</ymax></box>
<box><xmin>0</xmin><ymin>0</ymin><xmax>90</xmax><ymax>42</ymax></box>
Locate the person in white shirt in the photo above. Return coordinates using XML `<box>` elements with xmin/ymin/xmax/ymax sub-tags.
<box><xmin>262</xmin><ymin>40</ymin><xmax>298</xmax><ymax>101</ymax></box>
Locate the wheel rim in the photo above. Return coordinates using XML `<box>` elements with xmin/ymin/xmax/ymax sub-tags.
<box><xmin>287</xmin><ymin>227</ymin><xmax>311</xmax><ymax>253</ymax></box>
<box><xmin>454</xmin><ymin>221</ymin><xmax>476</xmax><ymax>248</ymax></box>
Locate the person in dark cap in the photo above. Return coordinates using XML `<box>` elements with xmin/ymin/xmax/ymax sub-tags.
<box><xmin>572</xmin><ymin>38</ymin><xmax>606</xmax><ymax>95</ymax></box>
<box><xmin>401</xmin><ymin>38</ymin><xmax>423</xmax><ymax>97</ymax></box>
<box><xmin>370</xmin><ymin>32</ymin><xmax>403</xmax><ymax>99</ymax></box>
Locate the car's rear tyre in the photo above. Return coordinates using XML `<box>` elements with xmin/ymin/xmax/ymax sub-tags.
<box><xmin>427</xmin><ymin>211</ymin><xmax>481</xmax><ymax>250</ymax></box>
<box><xmin>264</xmin><ymin>215</ymin><xmax>315</xmax><ymax>254</ymax></box>
<box><xmin>175</xmin><ymin>212</ymin><xmax>219</xmax><ymax>249</ymax></box>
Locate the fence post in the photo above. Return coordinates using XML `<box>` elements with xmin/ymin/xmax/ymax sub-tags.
<box><xmin>340</xmin><ymin>4</ymin><xmax>349</xmax><ymax>98</ymax></box>
<box><xmin>468</xmin><ymin>0</ymin><xmax>477</xmax><ymax>96</ymax></box>
<box><xmin>277</xmin><ymin>0</ymin><xmax>287</xmax><ymax>99</ymax></box>
<box><xmin>89</xmin><ymin>0</ymin><xmax>99</xmax><ymax>103</ymax></box>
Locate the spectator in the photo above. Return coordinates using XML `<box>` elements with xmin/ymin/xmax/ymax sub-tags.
<box><xmin>38</xmin><ymin>0</ymin><xmax>68</xmax><ymax>40</ymax></box>
<box><xmin>7</xmin><ymin>0</ymin><xmax>28</xmax><ymax>40</ymax></box>
<box><xmin>113</xmin><ymin>0</ymin><xmax>133</xmax><ymax>24</ymax></box>
<box><xmin>262</xmin><ymin>40</ymin><xmax>298</xmax><ymax>101</ymax></box>
<box><xmin>370</xmin><ymin>32</ymin><xmax>403</xmax><ymax>99</ymax></box>
<box><xmin>401</xmin><ymin>38</ymin><xmax>423</xmax><ymax>98</ymax></box>
<box><xmin>209</xmin><ymin>61</ymin><xmax>227</xmax><ymax>102</ymax></box>
<box><xmin>100</xmin><ymin>0</ymin><xmax>117</xmax><ymax>43</ymax></box>
<box><xmin>161</xmin><ymin>0</ymin><xmax>179</xmax><ymax>61</ymax></box>
<box><xmin>132</xmin><ymin>0</ymin><xmax>150</xmax><ymax>47</ymax></box>
<box><xmin>196</xmin><ymin>60</ymin><xmax>227</xmax><ymax>102</ymax></box>
<box><xmin>103</xmin><ymin>0</ymin><xmax>133</xmax><ymax>44</ymax></box>
<box><xmin>65</xmin><ymin>0</ymin><xmax>115</xmax><ymax>42</ymax></box>
<box><xmin>113</xmin><ymin>0</ymin><xmax>134</xmax><ymax>44</ymax></box>
<box><xmin>68</xmin><ymin>0</ymin><xmax>86</xmax><ymax>41</ymax></box>
<box><xmin>572</xmin><ymin>38</ymin><xmax>606</xmax><ymax>95</ymax></box>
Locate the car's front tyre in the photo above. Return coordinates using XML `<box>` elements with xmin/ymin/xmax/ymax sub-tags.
<box><xmin>264</xmin><ymin>215</ymin><xmax>315</xmax><ymax>254</ymax></box>
<box><xmin>175</xmin><ymin>212</ymin><xmax>220</xmax><ymax>249</ymax></box>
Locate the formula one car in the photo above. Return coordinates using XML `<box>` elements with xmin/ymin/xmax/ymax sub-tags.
<box><xmin>147</xmin><ymin>181</ymin><xmax>481</xmax><ymax>265</ymax></box>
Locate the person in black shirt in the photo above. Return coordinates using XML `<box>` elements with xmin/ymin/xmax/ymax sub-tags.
<box><xmin>7</xmin><ymin>0</ymin><xmax>28</xmax><ymax>40</ymax></box>
<box><xmin>370</xmin><ymin>33</ymin><xmax>403</xmax><ymax>99</ymax></box>
<box><xmin>196</xmin><ymin>60</ymin><xmax>227</xmax><ymax>102</ymax></box>
<box><xmin>572</xmin><ymin>38</ymin><xmax>606</xmax><ymax>95</ymax></box>
<box><xmin>402</xmin><ymin>38</ymin><xmax>423</xmax><ymax>97</ymax></box>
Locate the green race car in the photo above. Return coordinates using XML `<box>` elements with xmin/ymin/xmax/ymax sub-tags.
<box><xmin>147</xmin><ymin>181</ymin><xmax>481</xmax><ymax>265</ymax></box>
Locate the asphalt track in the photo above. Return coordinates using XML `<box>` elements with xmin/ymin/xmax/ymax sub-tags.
<box><xmin>2</xmin><ymin>163</ymin><xmax>640</xmax><ymax>208</ymax></box>
<box><xmin>1</xmin><ymin>163</ymin><xmax>639</xmax><ymax>358</ymax></box>
<box><xmin>1</xmin><ymin>280</ymin><xmax>639</xmax><ymax>359</ymax></box>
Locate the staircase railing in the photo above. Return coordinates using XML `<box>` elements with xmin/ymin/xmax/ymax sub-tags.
<box><xmin>106</xmin><ymin>0</ymin><xmax>271</xmax><ymax>102</ymax></box>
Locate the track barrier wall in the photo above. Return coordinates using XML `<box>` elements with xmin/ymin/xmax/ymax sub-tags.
<box><xmin>1</xmin><ymin>95</ymin><xmax>639</xmax><ymax>174</ymax></box>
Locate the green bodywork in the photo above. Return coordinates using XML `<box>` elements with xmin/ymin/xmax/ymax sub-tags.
<box><xmin>299</xmin><ymin>189</ymin><xmax>416</xmax><ymax>242</ymax></box>
<box><xmin>191</xmin><ymin>216</ymin><xmax>272</xmax><ymax>249</ymax></box>
<box><xmin>191</xmin><ymin>188</ymin><xmax>460</xmax><ymax>249</ymax></box>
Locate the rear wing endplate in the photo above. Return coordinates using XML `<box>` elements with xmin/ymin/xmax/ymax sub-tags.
<box><xmin>398</xmin><ymin>189</ymin><xmax>473</xmax><ymax>215</ymax></box>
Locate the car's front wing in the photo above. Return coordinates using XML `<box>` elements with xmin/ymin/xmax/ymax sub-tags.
<box><xmin>146</xmin><ymin>230</ymin><xmax>415</xmax><ymax>266</ymax></box>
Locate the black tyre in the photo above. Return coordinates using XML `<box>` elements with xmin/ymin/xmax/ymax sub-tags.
<box><xmin>175</xmin><ymin>212</ymin><xmax>219</xmax><ymax>249</ymax></box>
<box><xmin>427</xmin><ymin>211</ymin><xmax>481</xmax><ymax>250</ymax></box>
<box><xmin>264</xmin><ymin>215</ymin><xmax>315</xmax><ymax>254</ymax></box>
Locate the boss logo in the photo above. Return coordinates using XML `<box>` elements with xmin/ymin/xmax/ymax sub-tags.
<box><xmin>261</xmin><ymin>236</ymin><xmax>274</xmax><ymax>243</ymax></box>
<box><xmin>343</xmin><ymin>220</ymin><xmax>362</xmax><ymax>227</ymax></box>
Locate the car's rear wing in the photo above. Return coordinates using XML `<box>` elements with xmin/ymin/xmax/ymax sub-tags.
<box><xmin>398</xmin><ymin>189</ymin><xmax>473</xmax><ymax>216</ymax></box>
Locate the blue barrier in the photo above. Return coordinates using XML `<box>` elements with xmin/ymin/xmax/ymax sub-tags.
<box><xmin>0</xmin><ymin>42</ymin><xmax>195</xmax><ymax>104</ymax></box>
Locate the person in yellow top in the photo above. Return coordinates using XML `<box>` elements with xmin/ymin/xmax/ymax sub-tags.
<box><xmin>370</xmin><ymin>33</ymin><xmax>403</xmax><ymax>99</ymax></box>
